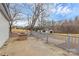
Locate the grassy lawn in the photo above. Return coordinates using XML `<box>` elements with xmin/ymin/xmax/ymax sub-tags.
<box><xmin>51</xmin><ymin>33</ymin><xmax>79</xmax><ymax>37</ymax></box>
<box><xmin>50</xmin><ymin>33</ymin><xmax>79</xmax><ymax>40</ymax></box>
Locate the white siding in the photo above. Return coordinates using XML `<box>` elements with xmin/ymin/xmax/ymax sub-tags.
<box><xmin>0</xmin><ymin>11</ymin><xmax>9</xmax><ymax>48</ymax></box>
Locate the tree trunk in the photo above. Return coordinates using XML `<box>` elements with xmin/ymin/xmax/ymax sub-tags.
<box><xmin>9</xmin><ymin>21</ymin><xmax>12</xmax><ymax>37</ymax></box>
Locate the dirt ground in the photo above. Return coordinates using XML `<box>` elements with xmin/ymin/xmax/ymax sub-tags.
<box><xmin>0</xmin><ymin>35</ymin><xmax>77</xmax><ymax>56</ymax></box>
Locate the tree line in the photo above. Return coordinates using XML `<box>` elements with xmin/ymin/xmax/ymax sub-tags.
<box><xmin>52</xmin><ymin>16</ymin><xmax>79</xmax><ymax>34</ymax></box>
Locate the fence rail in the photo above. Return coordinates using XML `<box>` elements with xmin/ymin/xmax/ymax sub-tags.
<box><xmin>31</xmin><ymin>31</ymin><xmax>79</xmax><ymax>53</ymax></box>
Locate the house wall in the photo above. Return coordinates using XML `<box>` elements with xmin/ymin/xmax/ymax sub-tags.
<box><xmin>0</xmin><ymin>11</ymin><xmax>9</xmax><ymax>48</ymax></box>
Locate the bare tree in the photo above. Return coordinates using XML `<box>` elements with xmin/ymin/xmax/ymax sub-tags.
<box><xmin>23</xmin><ymin>3</ymin><xmax>51</xmax><ymax>30</ymax></box>
<box><xmin>6</xmin><ymin>3</ymin><xmax>23</xmax><ymax>35</ymax></box>
<box><xmin>30</xmin><ymin>3</ymin><xmax>45</xmax><ymax>29</ymax></box>
<box><xmin>32</xmin><ymin>4</ymin><xmax>52</xmax><ymax>30</ymax></box>
<box><xmin>37</xmin><ymin>4</ymin><xmax>53</xmax><ymax>30</ymax></box>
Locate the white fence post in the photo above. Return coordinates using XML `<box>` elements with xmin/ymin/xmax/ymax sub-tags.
<box><xmin>45</xmin><ymin>31</ymin><xmax>49</xmax><ymax>43</ymax></box>
<box><xmin>67</xmin><ymin>34</ymin><xmax>71</xmax><ymax>49</ymax></box>
<box><xmin>74</xmin><ymin>37</ymin><xmax>76</xmax><ymax>48</ymax></box>
<box><xmin>77</xmin><ymin>38</ymin><xmax>79</xmax><ymax>50</ymax></box>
